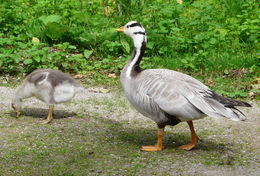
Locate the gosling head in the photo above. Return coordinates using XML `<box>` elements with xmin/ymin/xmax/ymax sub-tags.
<box><xmin>11</xmin><ymin>99</ymin><xmax>22</xmax><ymax>118</ymax></box>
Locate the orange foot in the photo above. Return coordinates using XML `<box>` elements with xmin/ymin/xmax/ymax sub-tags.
<box><xmin>179</xmin><ymin>143</ymin><xmax>196</xmax><ymax>151</ymax></box>
<box><xmin>179</xmin><ymin>121</ymin><xmax>199</xmax><ymax>151</ymax></box>
<box><xmin>141</xmin><ymin>145</ymin><xmax>164</xmax><ymax>152</ymax></box>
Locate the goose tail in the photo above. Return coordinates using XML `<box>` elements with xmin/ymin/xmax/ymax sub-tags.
<box><xmin>204</xmin><ymin>90</ymin><xmax>252</xmax><ymax>121</ymax></box>
<box><xmin>189</xmin><ymin>90</ymin><xmax>252</xmax><ymax>121</ymax></box>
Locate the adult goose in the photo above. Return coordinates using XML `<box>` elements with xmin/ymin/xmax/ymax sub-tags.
<box><xmin>12</xmin><ymin>69</ymin><xmax>83</xmax><ymax>124</ymax></box>
<box><xmin>116</xmin><ymin>21</ymin><xmax>251</xmax><ymax>151</ymax></box>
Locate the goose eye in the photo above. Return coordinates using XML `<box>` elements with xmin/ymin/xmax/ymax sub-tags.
<box><xmin>126</xmin><ymin>25</ymin><xmax>130</xmax><ymax>28</ymax></box>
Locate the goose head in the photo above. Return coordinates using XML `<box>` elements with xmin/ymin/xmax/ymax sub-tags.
<box><xmin>116</xmin><ymin>21</ymin><xmax>147</xmax><ymax>48</ymax></box>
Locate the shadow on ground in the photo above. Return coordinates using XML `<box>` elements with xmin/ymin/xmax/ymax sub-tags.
<box><xmin>8</xmin><ymin>107</ymin><xmax>77</xmax><ymax>119</ymax></box>
<box><xmin>95</xmin><ymin>117</ymin><xmax>232</xmax><ymax>153</ymax></box>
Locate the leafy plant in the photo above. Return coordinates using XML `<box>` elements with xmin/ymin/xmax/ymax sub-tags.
<box><xmin>0</xmin><ymin>0</ymin><xmax>259</xmax><ymax>98</ymax></box>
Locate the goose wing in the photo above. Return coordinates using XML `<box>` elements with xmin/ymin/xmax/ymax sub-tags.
<box><xmin>139</xmin><ymin>69</ymin><xmax>247</xmax><ymax>121</ymax></box>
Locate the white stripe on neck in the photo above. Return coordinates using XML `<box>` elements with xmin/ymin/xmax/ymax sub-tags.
<box><xmin>126</xmin><ymin>47</ymin><xmax>140</xmax><ymax>79</ymax></box>
<box><xmin>125</xmin><ymin>35</ymin><xmax>146</xmax><ymax>79</ymax></box>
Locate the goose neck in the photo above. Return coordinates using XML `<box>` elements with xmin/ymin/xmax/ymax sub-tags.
<box><xmin>123</xmin><ymin>37</ymin><xmax>146</xmax><ymax>79</ymax></box>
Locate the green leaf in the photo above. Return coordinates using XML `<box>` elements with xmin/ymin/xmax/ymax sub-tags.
<box><xmin>24</xmin><ymin>59</ymin><xmax>33</xmax><ymax>65</ymax></box>
<box><xmin>121</xmin><ymin>40</ymin><xmax>130</xmax><ymax>53</ymax></box>
<box><xmin>45</xmin><ymin>22</ymin><xmax>66</xmax><ymax>40</ymax></box>
<box><xmin>39</xmin><ymin>15</ymin><xmax>62</xmax><ymax>25</ymax></box>
<box><xmin>224</xmin><ymin>69</ymin><xmax>229</xmax><ymax>75</ymax></box>
<box><xmin>94</xmin><ymin>63</ymin><xmax>101</xmax><ymax>69</ymax></box>
<box><xmin>239</xmin><ymin>92</ymin><xmax>248</xmax><ymax>97</ymax></box>
<box><xmin>74</xmin><ymin>54</ymin><xmax>83</xmax><ymax>58</ymax></box>
<box><xmin>34</xmin><ymin>56</ymin><xmax>41</xmax><ymax>63</ymax></box>
<box><xmin>68</xmin><ymin>45</ymin><xmax>77</xmax><ymax>50</ymax></box>
<box><xmin>14</xmin><ymin>56</ymin><xmax>20</xmax><ymax>63</ymax></box>
<box><xmin>87</xmin><ymin>66</ymin><xmax>94</xmax><ymax>70</ymax></box>
<box><xmin>209</xmin><ymin>38</ymin><xmax>217</xmax><ymax>44</ymax></box>
<box><xmin>147</xmin><ymin>41</ymin><xmax>155</xmax><ymax>49</ymax></box>
<box><xmin>84</xmin><ymin>50</ymin><xmax>93</xmax><ymax>59</ymax></box>
<box><xmin>215</xmin><ymin>28</ymin><xmax>229</xmax><ymax>37</ymax></box>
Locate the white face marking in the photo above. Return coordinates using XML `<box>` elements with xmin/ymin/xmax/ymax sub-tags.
<box><xmin>123</xmin><ymin>21</ymin><xmax>146</xmax><ymax>39</ymax></box>
<box><xmin>122</xmin><ymin>21</ymin><xmax>147</xmax><ymax>79</ymax></box>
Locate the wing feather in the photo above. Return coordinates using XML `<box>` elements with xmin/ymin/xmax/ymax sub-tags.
<box><xmin>137</xmin><ymin>69</ymin><xmax>247</xmax><ymax>121</ymax></box>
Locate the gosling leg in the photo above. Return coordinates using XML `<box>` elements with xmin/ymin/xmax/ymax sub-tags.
<box><xmin>41</xmin><ymin>105</ymin><xmax>54</xmax><ymax>124</ymax></box>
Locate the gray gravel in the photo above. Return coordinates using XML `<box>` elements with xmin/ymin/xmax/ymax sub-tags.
<box><xmin>0</xmin><ymin>86</ymin><xmax>259</xmax><ymax>175</ymax></box>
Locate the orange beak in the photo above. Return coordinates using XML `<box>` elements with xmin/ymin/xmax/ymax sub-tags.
<box><xmin>116</xmin><ymin>26</ymin><xmax>124</xmax><ymax>32</ymax></box>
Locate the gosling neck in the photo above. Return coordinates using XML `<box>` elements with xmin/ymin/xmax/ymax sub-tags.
<box><xmin>12</xmin><ymin>87</ymin><xmax>24</xmax><ymax>111</ymax></box>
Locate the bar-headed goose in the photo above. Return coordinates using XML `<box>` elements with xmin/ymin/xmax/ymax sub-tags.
<box><xmin>116</xmin><ymin>21</ymin><xmax>251</xmax><ymax>151</ymax></box>
<box><xmin>12</xmin><ymin>69</ymin><xmax>83</xmax><ymax>124</ymax></box>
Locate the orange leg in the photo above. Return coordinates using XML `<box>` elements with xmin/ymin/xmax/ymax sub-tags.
<box><xmin>141</xmin><ymin>128</ymin><xmax>164</xmax><ymax>152</ymax></box>
<box><xmin>179</xmin><ymin>120</ymin><xmax>199</xmax><ymax>150</ymax></box>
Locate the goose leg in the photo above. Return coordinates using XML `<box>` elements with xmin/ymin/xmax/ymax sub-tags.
<box><xmin>179</xmin><ymin>120</ymin><xmax>199</xmax><ymax>150</ymax></box>
<box><xmin>141</xmin><ymin>128</ymin><xmax>164</xmax><ymax>151</ymax></box>
<box><xmin>41</xmin><ymin>105</ymin><xmax>54</xmax><ymax>124</ymax></box>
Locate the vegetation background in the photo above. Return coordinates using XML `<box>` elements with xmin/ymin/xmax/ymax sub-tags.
<box><xmin>0</xmin><ymin>0</ymin><xmax>259</xmax><ymax>98</ymax></box>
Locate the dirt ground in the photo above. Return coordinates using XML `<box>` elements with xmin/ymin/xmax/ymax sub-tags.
<box><xmin>0</xmin><ymin>86</ymin><xmax>259</xmax><ymax>176</ymax></box>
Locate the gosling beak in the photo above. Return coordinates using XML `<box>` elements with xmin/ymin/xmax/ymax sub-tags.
<box><xmin>116</xmin><ymin>26</ymin><xmax>124</xmax><ymax>32</ymax></box>
<box><xmin>16</xmin><ymin>111</ymin><xmax>21</xmax><ymax>118</ymax></box>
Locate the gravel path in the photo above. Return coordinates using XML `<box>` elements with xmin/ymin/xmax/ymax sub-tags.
<box><xmin>0</xmin><ymin>86</ymin><xmax>259</xmax><ymax>175</ymax></box>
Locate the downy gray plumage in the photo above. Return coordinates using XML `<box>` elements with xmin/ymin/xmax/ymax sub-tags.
<box><xmin>12</xmin><ymin>69</ymin><xmax>83</xmax><ymax>124</ymax></box>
